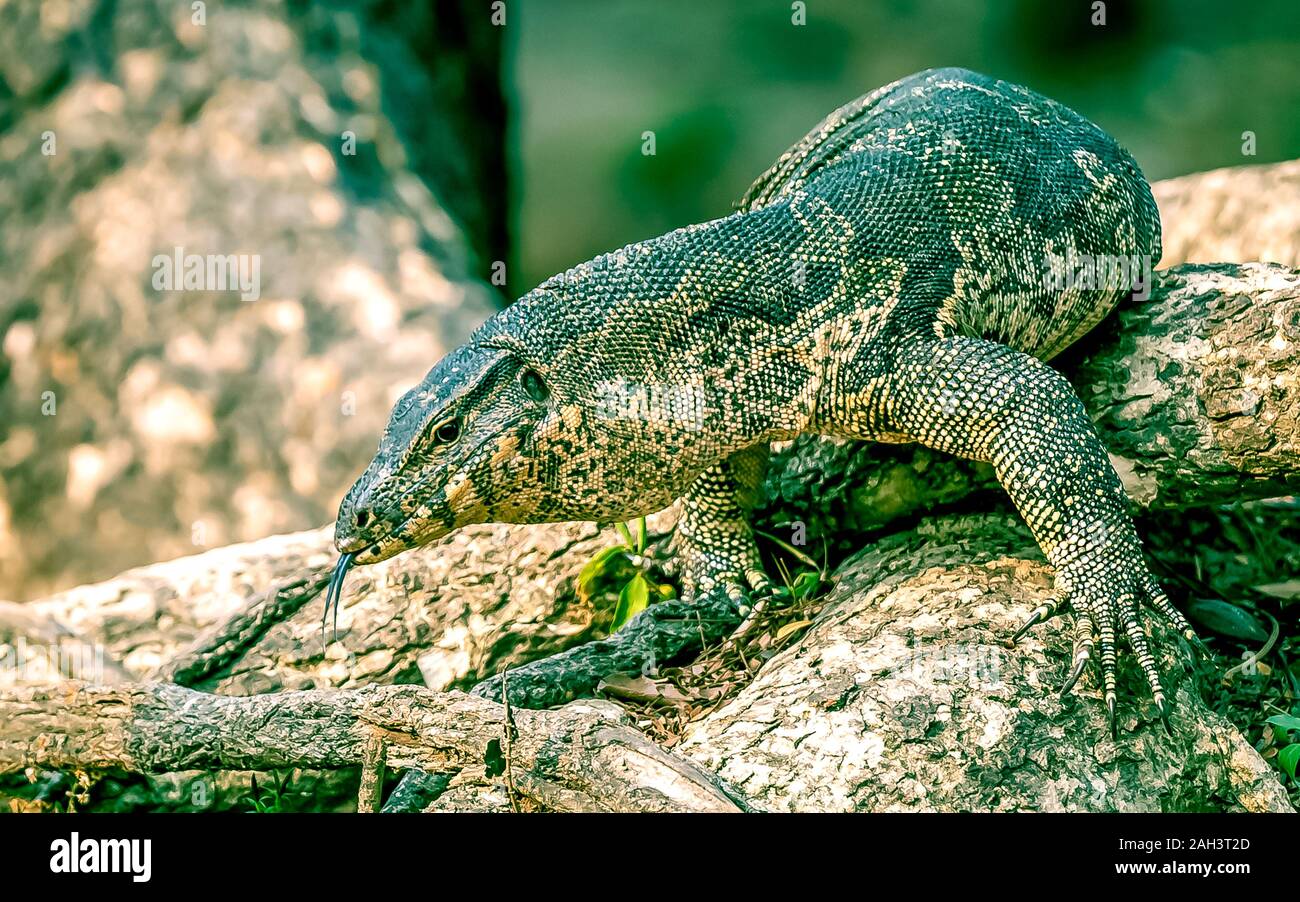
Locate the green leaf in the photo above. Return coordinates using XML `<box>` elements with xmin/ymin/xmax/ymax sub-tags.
<box><xmin>1265</xmin><ymin>714</ymin><xmax>1300</xmax><ymax>735</ymax></box>
<box><xmin>618</xmin><ymin>519</ymin><xmax>639</xmax><ymax>548</ymax></box>
<box><xmin>791</xmin><ymin>570</ymin><xmax>821</xmax><ymax>600</ymax></box>
<box><xmin>1186</xmin><ymin>599</ymin><xmax>1269</xmax><ymax>642</ymax></box>
<box><xmin>611</xmin><ymin>573</ymin><xmax>651</xmax><ymax>632</ymax></box>
<box><xmin>576</xmin><ymin>546</ymin><xmax>629</xmax><ymax>603</ymax></box>
<box><xmin>1278</xmin><ymin>744</ymin><xmax>1300</xmax><ymax>782</ymax></box>
<box><xmin>753</xmin><ymin>528</ymin><xmax>820</xmax><ymax>570</ymax></box>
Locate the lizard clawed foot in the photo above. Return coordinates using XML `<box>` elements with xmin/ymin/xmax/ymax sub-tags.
<box><xmin>1008</xmin><ymin>542</ymin><xmax>1200</xmax><ymax>735</ymax></box>
<box><xmin>669</xmin><ymin>511</ymin><xmax>776</xmax><ymax>628</ymax></box>
<box><xmin>1043</xmin><ymin>553</ymin><xmax>1194</xmax><ymax>734</ymax></box>
<box><xmin>678</xmin><ymin>554</ymin><xmax>776</xmax><ymax>612</ymax></box>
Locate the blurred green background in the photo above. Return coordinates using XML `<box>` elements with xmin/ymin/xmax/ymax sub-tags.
<box><xmin>509</xmin><ymin>0</ymin><xmax>1300</xmax><ymax>291</ymax></box>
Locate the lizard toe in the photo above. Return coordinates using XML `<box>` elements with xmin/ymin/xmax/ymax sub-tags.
<box><xmin>1011</xmin><ymin>594</ymin><xmax>1068</xmax><ymax>645</ymax></box>
<box><xmin>1139</xmin><ymin>572</ymin><xmax>1207</xmax><ymax>656</ymax></box>
<box><xmin>1119</xmin><ymin>595</ymin><xmax>1168</xmax><ymax>717</ymax></box>
<box><xmin>1095</xmin><ymin>613</ymin><xmax>1120</xmax><ymax>736</ymax></box>
<box><xmin>1059</xmin><ymin>609</ymin><xmax>1095</xmax><ymax>696</ymax></box>
<box><xmin>1056</xmin><ymin>556</ymin><xmax>1186</xmax><ymax>735</ymax></box>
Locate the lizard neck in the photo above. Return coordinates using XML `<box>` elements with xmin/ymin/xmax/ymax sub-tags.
<box><xmin>479</xmin><ymin>200</ymin><xmax>820</xmax><ymax>460</ymax></box>
<box><xmin>597</xmin><ymin>203</ymin><xmax>818</xmax><ymax>447</ymax></box>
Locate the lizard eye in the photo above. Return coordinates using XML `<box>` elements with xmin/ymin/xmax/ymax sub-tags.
<box><xmin>520</xmin><ymin>367</ymin><xmax>550</xmax><ymax>403</ymax></box>
<box><xmin>432</xmin><ymin>418</ymin><xmax>461</xmax><ymax>445</ymax></box>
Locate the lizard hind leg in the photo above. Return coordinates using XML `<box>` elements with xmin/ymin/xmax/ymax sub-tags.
<box><xmin>668</xmin><ymin>445</ymin><xmax>777</xmax><ymax>611</ymax></box>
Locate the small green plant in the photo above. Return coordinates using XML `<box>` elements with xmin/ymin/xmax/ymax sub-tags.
<box><xmin>576</xmin><ymin>517</ymin><xmax>674</xmax><ymax>632</ymax></box>
<box><xmin>576</xmin><ymin>520</ymin><xmax>828</xmax><ymax>636</ymax></box>
<box><xmin>1265</xmin><ymin>714</ymin><xmax>1300</xmax><ymax>784</ymax></box>
<box><xmin>773</xmin><ymin>556</ymin><xmax>823</xmax><ymax>603</ymax></box>
<box><xmin>755</xmin><ymin>529</ymin><xmax>823</xmax><ymax>590</ymax></box>
<box><xmin>243</xmin><ymin>771</ymin><xmax>291</xmax><ymax>813</ymax></box>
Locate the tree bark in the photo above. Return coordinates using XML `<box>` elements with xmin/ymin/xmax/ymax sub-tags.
<box><xmin>16</xmin><ymin>515</ymin><xmax>671</xmax><ymax>696</ymax></box>
<box><xmin>677</xmin><ymin>513</ymin><xmax>1294</xmax><ymax>813</ymax></box>
<box><xmin>0</xmin><ymin>682</ymin><xmax>746</xmax><ymax>813</ymax></box>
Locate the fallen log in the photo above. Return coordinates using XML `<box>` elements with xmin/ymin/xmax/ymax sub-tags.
<box><xmin>18</xmin><ymin>518</ymin><xmax>628</xmax><ymax>694</ymax></box>
<box><xmin>0</xmin><ymin>681</ymin><xmax>746</xmax><ymax>813</ymax></box>
<box><xmin>678</xmin><ymin>513</ymin><xmax>1294</xmax><ymax>813</ymax></box>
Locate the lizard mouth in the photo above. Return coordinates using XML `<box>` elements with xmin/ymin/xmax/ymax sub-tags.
<box><xmin>337</xmin><ymin>429</ymin><xmax>511</xmax><ymax>558</ymax></box>
<box><xmin>336</xmin><ymin>507</ymin><xmax>437</xmax><ymax>563</ymax></box>
<box><xmin>322</xmin><ymin>513</ymin><xmax>429</xmax><ymax>638</ymax></box>
<box><xmin>337</xmin><ymin>528</ymin><xmax>404</xmax><ymax>562</ymax></box>
<box><xmin>335</xmin><ymin>494</ymin><xmax>429</xmax><ymax>558</ymax></box>
<box><xmin>322</xmin><ymin>516</ymin><xmax>426</xmax><ymax>641</ymax></box>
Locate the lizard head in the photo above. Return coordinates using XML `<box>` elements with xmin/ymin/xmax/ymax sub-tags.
<box><xmin>333</xmin><ymin>320</ymin><xmax>684</xmax><ymax>571</ymax></box>
<box><xmin>333</xmin><ymin>268</ymin><xmax>723</xmax><ymax>581</ymax></box>
<box><xmin>334</xmin><ymin>255</ymin><xmax>727</xmax><ymax>573</ymax></box>
<box><xmin>333</xmin><ymin>340</ymin><xmax>559</xmax><ymax>566</ymax></box>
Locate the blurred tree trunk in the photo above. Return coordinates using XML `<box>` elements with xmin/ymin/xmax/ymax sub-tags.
<box><xmin>0</xmin><ymin>0</ymin><xmax>508</xmax><ymax>601</ymax></box>
<box><xmin>295</xmin><ymin>0</ymin><xmax>511</xmax><ymax>272</ymax></box>
<box><xmin>1155</xmin><ymin>158</ymin><xmax>1300</xmax><ymax>270</ymax></box>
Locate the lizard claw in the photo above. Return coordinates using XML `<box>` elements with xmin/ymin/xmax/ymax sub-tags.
<box><xmin>1157</xmin><ymin>697</ymin><xmax>1173</xmax><ymax>736</ymax></box>
<box><xmin>1120</xmin><ymin>601</ymin><xmax>1167</xmax><ymax>715</ymax></box>
<box><xmin>1059</xmin><ymin>611</ymin><xmax>1094</xmax><ymax>696</ymax></box>
<box><xmin>1011</xmin><ymin>596</ymin><xmax>1065</xmax><ymax>645</ymax></box>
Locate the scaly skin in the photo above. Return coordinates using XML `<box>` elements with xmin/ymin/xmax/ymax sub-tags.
<box><xmin>331</xmin><ymin>68</ymin><xmax>1198</xmax><ymax>731</ymax></box>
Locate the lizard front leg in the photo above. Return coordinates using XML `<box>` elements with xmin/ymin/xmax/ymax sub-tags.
<box><xmin>669</xmin><ymin>444</ymin><xmax>776</xmax><ymax>608</ymax></box>
<box><xmin>878</xmin><ymin>335</ymin><xmax>1197</xmax><ymax>730</ymax></box>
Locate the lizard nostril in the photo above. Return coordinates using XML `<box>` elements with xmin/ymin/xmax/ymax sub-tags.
<box><xmin>355</xmin><ymin>510</ymin><xmax>370</xmax><ymax>529</ymax></box>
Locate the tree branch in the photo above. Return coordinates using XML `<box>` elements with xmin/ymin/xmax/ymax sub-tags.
<box><xmin>0</xmin><ymin>682</ymin><xmax>747</xmax><ymax>813</ymax></box>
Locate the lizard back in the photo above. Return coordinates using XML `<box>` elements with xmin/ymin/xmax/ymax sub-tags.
<box><xmin>471</xmin><ymin>68</ymin><xmax>1161</xmax><ymax>472</ymax></box>
<box><xmin>740</xmin><ymin>67</ymin><xmax>1162</xmax><ymax>363</ymax></box>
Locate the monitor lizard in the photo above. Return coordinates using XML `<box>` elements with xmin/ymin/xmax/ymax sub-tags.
<box><xmin>329</xmin><ymin>68</ymin><xmax>1199</xmax><ymax>732</ymax></box>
